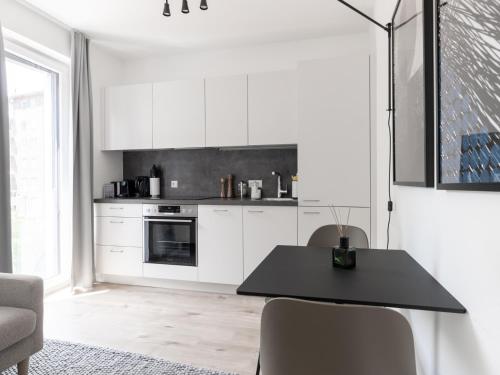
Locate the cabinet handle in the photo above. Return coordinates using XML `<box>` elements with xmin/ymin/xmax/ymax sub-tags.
<box><xmin>303</xmin><ymin>211</ymin><xmax>320</xmax><ymax>215</ymax></box>
<box><xmin>110</xmin><ymin>249</ymin><xmax>124</xmax><ymax>253</ymax></box>
<box><xmin>248</xmin><ymin>210</ymin><xmax>264</xmax><ymax>213</ymax></box>
<box><xmin>109</xmin><ymin>220</ymin><xmax>124</xmax><ymax>224</ymax></box>
<box><xmin>213</xmin><ymin>209</ymin><xmax>229</xmax><ymax>212</ymax></box>
<box><xmin>303</xmin><ymin>199</ymin><xmax>320</xmax><ymax>202</ymax></box>
<box><xmin>109</xmin><ymin>207</ymin><xmax>124</xmax><ymax>210</ymax></box>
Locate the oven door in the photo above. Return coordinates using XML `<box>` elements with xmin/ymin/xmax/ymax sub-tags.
<box><xmin>144</xmin><ymin>217</ymin><xmax>197</xmax><ymax>267</ymax></box>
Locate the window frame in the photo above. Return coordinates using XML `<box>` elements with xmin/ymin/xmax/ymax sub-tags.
<box><xmin>4</xmin><ymin>34</ymin><xmax>72</xmax><ymax>293</ymax></box>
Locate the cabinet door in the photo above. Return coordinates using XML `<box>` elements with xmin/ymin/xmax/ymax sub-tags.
<box><xmin>96</xmin><ymin>246</ymin><xmax>143</xmax><ymax>277</ymax></box>
<box><xmin>298</xmin><ymin>206</ymin><xmax>370</xmax><ymax>246</ymax></box>
<box><xmin>206</xmin><ymin>75</ymin><xmax>248</xmax><ymax>147</ymax></box>
<box><xmin>153</xmin><ymin>79</ymin><xmax>205</xmax><ymax>149</ymax></box>
<box><xmin>248</xmin><ymin>70</ymin><xmax>298</xmax><ymax>145</ymax></box>
<box><xmin>104</xmin><ymin>84</ymin><xmax>153</xmax><ymax>150</ymax></box>
<box><xmin>243</xmin><ymin>206</ymin><xmax>297</xmax><ymax>279</ymax></box>
<box><xmin>94</xmin><ymin>203</ymin><xmax>142</xmax><ymax>218</ymax></box>
<box><xmin>95</xmin><ymin>217</ymin><xmax>143</xmax><ymax>248</ymax></box>
<box><xmin>198</xmin><ymin>206</ymin><xmax>243</xmax><ymax>285</ymax></box>
<box><xmin>298</xmin><ymin>56</ymin><xmax>370</xmax><ymax>207</ymax></box>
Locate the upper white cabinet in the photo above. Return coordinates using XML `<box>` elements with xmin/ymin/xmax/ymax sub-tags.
<box><xmin>198</xmin><ymin>206</ymin><xmax>244</xmax><ymax>285</ymax></box>
<box><xmin>298</xmin><ymin>206</ymin><xmax>370</xmax><ymax>246</ymax></box>
<box><xmin>248</xmin><ymin>70</ymin><xmax>298</xmax><ymax>145</ymax></box>
<box><xmin>243</xmin><ymin>206</ymin><xmax>297</xmax><ymax>279</ymax></box>
<box><xmin>153</xmin><ymin>79</ymin><xmax>205</xmax><ymax>149</ymax></box>
<box><xmin>298</xmin><ymin>55</ymin><xmax>370</xmax><ymax>207</ymax></box>
<box><xmin>206</xmin><ymin>75</ymin><xmax>248</xmax><ymax>147</ymax></box>
<box><xmin>104</xmin><ymin>84</ymin><xmax>153</xmax><ymax>150</ymax></box>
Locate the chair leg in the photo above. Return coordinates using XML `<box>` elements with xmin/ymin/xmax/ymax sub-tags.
<box><xmin>17</xmin><ymin>358</ymin><xmax>29</xmax><ymax>375</ymax></box>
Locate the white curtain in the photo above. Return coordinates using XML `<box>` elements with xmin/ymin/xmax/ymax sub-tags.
<box><xmin>71</xmin><ymin>31</ymin><xmax>94</xmax><ymax>290</ymax></box>
<box><xmin>0</xmin><ymin>24</ymin><xmax>12</xmax><ymax>274</ymax></box>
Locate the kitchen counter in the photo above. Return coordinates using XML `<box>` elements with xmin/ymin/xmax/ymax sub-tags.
<box><xmin>93</xmin><ymin>197</ymin><xmax>298</xmax><ymax>207</ymax></box>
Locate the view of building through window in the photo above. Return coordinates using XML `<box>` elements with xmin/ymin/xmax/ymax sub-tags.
<box><xmin>6</xmin><ymin>54</ymin><xmax>60</xmax><ymax>280</ymax></box>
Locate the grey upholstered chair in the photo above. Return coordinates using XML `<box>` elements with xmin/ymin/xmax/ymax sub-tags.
<box><xmin>0</xmin><ymin>273</ymin><xmax>44</xmax><ymax>375</ymax></box>
<box><xmin>260</xmin><ymin>298</ymin><xmax>416</xmax><ymax>375</ymax></box>
<box><xmin>308</xmin><ymin>224</ymin><xmax>369</xmax><ymax>248</ymax></box>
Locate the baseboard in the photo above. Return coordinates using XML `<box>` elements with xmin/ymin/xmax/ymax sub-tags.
<box><xmin>95</xmin><ymin>274</ymin><xmax>239</xmax><ymax>295</ymax></box>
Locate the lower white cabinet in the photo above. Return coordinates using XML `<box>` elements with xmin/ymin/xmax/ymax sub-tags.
<box><xmin>243</xmin><ymin>206</ymin><xmax>297</xmax><ymax>279</ymax></box>
<box><xmin>96</xmin><ymin>246</ymin><xmax>143</xmax><ymax>277</ymax></box>
<box><xmin>94</xmin><ymin>203</ymin><xmax>143</xmax><ymax>277</ymax></box>
<box><xmin>95</xmin><ymin>217</ymin><xmax>143</xmax><ymax>248</ymax></box>
<box><xmin>298</xmin><ymin>207</ymin><xmax>370</xmax><ymax>246</ymax></box>
<box><xmin>198</xmin><ymin>206</ymin><xmax>244</xmax><ymax>285</ymax></box>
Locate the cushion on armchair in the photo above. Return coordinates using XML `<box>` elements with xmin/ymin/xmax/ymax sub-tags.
<box><xmin>0</xmin><ymin>307</ymin><xmax>36</xmax><ymax>352</ymax></box>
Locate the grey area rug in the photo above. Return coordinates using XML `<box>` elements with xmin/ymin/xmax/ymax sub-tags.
<box><xmin>3</xmin><ymin>339</ymin><xmax>236</xmax><ymax>375</ymax></box>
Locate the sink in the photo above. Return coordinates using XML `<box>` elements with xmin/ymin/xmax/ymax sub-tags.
<box><xmin>261</xmin><ymin>198</ymin><xmax>296</xmax><ymax>202</ymax></box>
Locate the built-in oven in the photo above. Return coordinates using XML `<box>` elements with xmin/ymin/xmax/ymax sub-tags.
<box><xmin>143</xmin><ymin>204</ymin><xmax>197</xmax><ymax>267</ymax></box>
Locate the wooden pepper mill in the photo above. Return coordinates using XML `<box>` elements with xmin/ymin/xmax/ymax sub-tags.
<box><xmin>226</xmin><ymin>175</ymin><xmax>234</xmax><ymax>198</ymax></box>
<box><xmin>220</xmin><ymin>177</ymin><xmax>226</xmax><ymax>198</ymax></box>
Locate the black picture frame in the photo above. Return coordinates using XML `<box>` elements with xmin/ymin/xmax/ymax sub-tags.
<box><xmin>391</xmin><ymin>0</ymin><xmax>435</xmax><ymax>187</ymax></box>
<box><xmin>436</xmin><ymin>0</ymin><xmax>500</xmax><ymax>191</ymax></box>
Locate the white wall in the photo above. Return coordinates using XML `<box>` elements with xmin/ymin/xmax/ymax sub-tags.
<box><xmin>372</xmin><ymin>1</ymin><xmax>500</xmax><ymax>374</ymax></box>
<box><xmin>89</xmin><ymin>43</ymin><xmax>124</xmax><ymax>198</ymax></box>
<box><xmin>121</xmin><ymin>33</ymin><xmax>369</xmax><ymax>83</ymax></box>
<box><xmin>0</xmin><ymin>0</ymin><xmax>70</xmax><ymax>58</ymax></box>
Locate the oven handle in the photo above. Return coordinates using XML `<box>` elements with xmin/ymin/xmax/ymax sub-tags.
<box><xmin>144</xmin><ymin>218</ymin><xmax>195</xmax><ymax>223</ymax></box>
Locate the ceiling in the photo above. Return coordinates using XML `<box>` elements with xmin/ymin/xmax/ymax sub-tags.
<box><xmin>20</xmin><ymin>0</ymin><xmax>376</xmax><ymax>59</ymax></box>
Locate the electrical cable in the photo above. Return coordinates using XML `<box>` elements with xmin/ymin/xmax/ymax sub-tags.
<box><xmin>386</xmin><ymin>109</ymin><xmax>392</xmax><ymax>250</ymax></box>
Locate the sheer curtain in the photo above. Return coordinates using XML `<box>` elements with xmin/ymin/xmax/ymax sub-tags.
<box><xmin>0</xmin><ymin>23</ymin><xmax>12</xmax><ymax>274</ymax></box>
<box><xmin>71</xmin><ymin>31</ymin><xmax>94</xmax><ymax>290</ymax></box>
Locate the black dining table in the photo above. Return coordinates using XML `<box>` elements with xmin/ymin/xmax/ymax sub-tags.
<box><xmin>237</xmin><ymin>246</ymin><xmax>466</xmax><ymax>375</ymax></box>
<box><xmin>237</xmin><ymin>245</ymin><xmax>466</xmax><ymax>314</ymax></box>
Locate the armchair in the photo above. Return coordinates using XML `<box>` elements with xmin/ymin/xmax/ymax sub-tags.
<box><xmin>0</xmin><ymin>273</ymin><xmax>43</xmax><ymax>375</ymax></box>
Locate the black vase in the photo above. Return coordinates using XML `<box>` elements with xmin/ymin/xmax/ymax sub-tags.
<box><xmin>332</xmin><ymin>237</ymin><xmax>356</xmax><ymax>269</ymax></box>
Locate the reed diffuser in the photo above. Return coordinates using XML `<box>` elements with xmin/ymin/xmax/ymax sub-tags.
<box><xmin>329</xmin><ymin>206</ymin><xmax>356</xmax><ymax>269</ymax></box>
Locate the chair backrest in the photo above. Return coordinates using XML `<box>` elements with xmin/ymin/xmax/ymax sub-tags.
<box><xmin>307</xmin><ymin>224</ymin><xmax>369</xmax><ymax>248</ymax></box>
<box><xmin>261</xmin><ymin>298</ymin><xmax>416</xmax><ymax>375</ymax></box>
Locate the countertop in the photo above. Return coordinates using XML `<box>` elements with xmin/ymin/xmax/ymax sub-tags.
<box><xmin>93</xmin><ymin>197</ymin><xmax>298</xmax><ymax>207</ymax></box>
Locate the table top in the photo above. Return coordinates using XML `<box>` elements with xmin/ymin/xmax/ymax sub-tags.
<box><xmin>237</xmin><ymin>246</ymin><xmax>466</xmax><ymax>314</ymax></box>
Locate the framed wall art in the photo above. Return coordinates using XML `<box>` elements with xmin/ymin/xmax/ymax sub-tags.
<box><xmin>437</xmin><ymin>0</ymin><xmax>500</xmax><ymax>191</ymax></box>
<box><xmin>392</xmin><ymin>0</ymin><xmax>435</xmax><ymax>187</ymax></box>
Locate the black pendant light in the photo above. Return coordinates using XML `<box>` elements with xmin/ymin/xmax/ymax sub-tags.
<box><xmin>162</xmin><ymin>0</ymin><xmax>207</xmax><ymax>16</ymax></box>
<box><xmin>163</xmin><ymin>0</ymin><xmax>171</xmax><ymax>16</ymax></box>
<box><xmin>182</xmin><ymin>0</ymin><xmax>190</xmax><ymax>14</ymax></box>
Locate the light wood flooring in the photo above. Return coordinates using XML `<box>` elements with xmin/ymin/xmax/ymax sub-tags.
<box><xmin>45</xmin><ymin>283</ymin><xmax>264</xmax><ymax>375</ymax></box>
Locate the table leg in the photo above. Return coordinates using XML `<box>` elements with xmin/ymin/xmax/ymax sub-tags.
<box><xmin>256</xmin><ymin>352</ymin><xmax>260</xmax><ymax>375</ymax></box>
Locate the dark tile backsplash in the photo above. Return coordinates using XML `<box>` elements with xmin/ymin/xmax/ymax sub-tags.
<box><xmin>123</xmin><ymin>147</ymin><xmax>297</xmax><ymax>198</ymax></box>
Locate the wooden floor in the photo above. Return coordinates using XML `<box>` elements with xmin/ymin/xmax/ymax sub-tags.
<box><xmin>45</xmin><ymin>283</ymin><xmax>264</xmax><ymax>375</ymax></box>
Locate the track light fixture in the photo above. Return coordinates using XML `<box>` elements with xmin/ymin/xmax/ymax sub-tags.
<box><xmin>163</xmin><ymin>0</ymin><xmax>171</xmax><ymax>17</ymax></box>
<box><xmin>182</xmin><ymin>0</ymin><xmax>190</xmax><ymax>14</ymax></box>
<box><xmin>162</xmin><ymin>0</ymin><xmax>208</xmax><ymax>17</ymax></box>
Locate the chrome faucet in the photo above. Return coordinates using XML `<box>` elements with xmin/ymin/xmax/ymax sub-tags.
<box><xmin>272</xmin><ymin>171</ymin><xmax>288</xmax><ymax>198</ymax></box>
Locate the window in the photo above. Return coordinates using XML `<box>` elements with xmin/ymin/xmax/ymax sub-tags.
<box><xmin>5</xmin><ymin>38</ymin><xmax>71</xmax><ymax>289</ymax></box>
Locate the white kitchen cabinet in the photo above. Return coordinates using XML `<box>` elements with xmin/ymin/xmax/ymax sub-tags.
<box><xmin>94</xmin><ymin>203</ymin><xmax>143</xmax><ymax>277</ymax></box>
<box><xmin>104</xmin><ymin>84</ymin><xmax>153</xmax><ymax>150</ymax></box>
<box><xmin>243</xmin><ymin>206</ymin><xmax>297</xmax><ymax>279</ymax></box>
<box><xmin>96</xmin><ymin>246</ymin><xmax>143</xmax><ymax>277</ymax></box>
<box><xmin>206</xmin><ymin>75</ymin><xmax>248</xmax><ymax>147</ymax></box>
<box><xmin>94</xmin><ymin>203</ymin><xmax>143</xmax><ymax>218</ymax></box>
<box><xmin>298</xmin><ymin>55</ymin><xmax>370</xmax><ymax>207</ymax></box>
<box><xmin>248</xmin><ymin>70</ymin><xmax>298</xmax><ymax>145</ymax></box>
<box><xmin>153</xmin><ymin>79</ymin><xmax>205</xmax><ymax>149</ymax></box>
<box><xmin>298</xmin><ymin>206</ymin><xmax>370</xmax><ymax>246</ymax></box>
<box><xmin>198</xmin><ymin>206</ymin><xmax>243</xmax><ymax>285</ymax></box>
<box><xmin>95</xmin><ymin>217</ymin><xmax>143</xmax><ymax>248</ymax></box>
